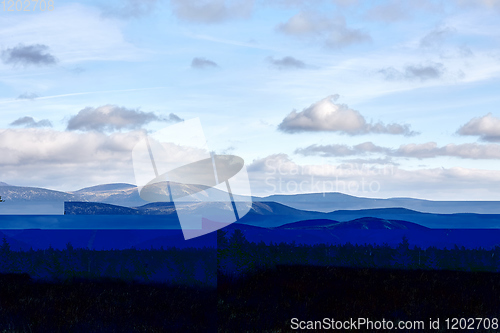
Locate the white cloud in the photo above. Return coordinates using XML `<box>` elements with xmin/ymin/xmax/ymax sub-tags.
<box><xmin>457</xmin><ymin>113</ymin><xmax>500</xmax><ymax>142</ymax></box>
<box><xmin>0</xmin><ymin>128</ymin><xmax>205</xmax><ymax>191</ymax></box>
<box><xmin>278</xmin><ymin>95</ymin><xmax>417</xmax><ymax>136</ymax></box>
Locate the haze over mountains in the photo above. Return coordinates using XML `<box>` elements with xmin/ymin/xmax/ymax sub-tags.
<box><xmin>2</xmin><ymin>181</ymin><xmax>500</xmax><ymax>215</ymax></box>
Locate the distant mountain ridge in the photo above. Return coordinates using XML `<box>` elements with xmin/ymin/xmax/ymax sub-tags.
<box><xmin>4</xmin><ymin>180</ymin><xmax>500</xmax><ymax>214</ymax></box>
<box><xmin>73</xmin><ymin>183</ymin><xmax>137</xmax><ymax>193</ymax></box>
<box><xmin>257</xmin><ymin>192</ymin><xmax>500</xmax><ymax>214</ymax></box>
<box><xmin>0</xmin><ymin>182</ymin><xmax>248</xmax><ymax>208</ymax></box>
<box><xmin>64</xmin><ymin>201</ymin><xmax>500</xmax><ymax>229</ymax></box>
<box><xmin>275</xmin><ymin>217</ymin><xmax>429</xmax><ymax>230</ymax></box>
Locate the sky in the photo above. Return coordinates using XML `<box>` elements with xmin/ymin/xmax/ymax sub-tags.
<box><xmin>1</xmin><ymin>0</ymin><xmax>500</xmax><ymax>200</ymax></box>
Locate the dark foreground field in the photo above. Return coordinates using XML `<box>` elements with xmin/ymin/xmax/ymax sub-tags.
<box><xmin>218</xmin><ymin>265</ymin><xmax>500</xmax><ymax>332</ymax></box>
<box><xmin>0</xmin><ymin>273</ymin><xmax>216</xmax><ymax>333</ymax></box>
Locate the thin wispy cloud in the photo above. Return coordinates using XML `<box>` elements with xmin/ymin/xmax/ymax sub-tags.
<box><xmin>277</xmin><ymin>11</ymin><xmax>371</xmax><ymax>49</ymax></box>
<box><xmin>102</xmin><ymin>0</ymin><xmax>161</xmax><ymax>18</ymax></box>
<box><xmin>295</xmin><ymin>142</ymin><xmax>389</xmax><ymax>157</ymax></box>
<box><xmin>420</xmin><ymin>26</ymin><xmax>456</xmax><ymax>49</ymax></box>
<box><xmin>170</xmin><ymin>0</ymin><xmax>254</xmax><ymax>23</ymax></box>
<box><xmin>364</xmin><ymin>1</ymin><xmax>408</xmax><ymax>22</ymax></box>
<box><xmin>379</xmin><ymin>62</ymin><xmax>446</xmax><ymax>81</ymax></box>
<box><xmin>17</xmin><ymin>92</ymin><xmax>39</xmax><ymax>100</ymax></box>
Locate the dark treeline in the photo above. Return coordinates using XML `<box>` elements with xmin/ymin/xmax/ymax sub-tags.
<box><xmin>0</xmin><ymin>273</ymin><xmax>217</xmax><ymax>332</ymax></box>
<box><xmin>218</xmin><ymin>265</ymin><xmax>500</xmax><ymax>332</ymax></box>
<box><xmin>0</xmin><ymin>236</ymin><xmax>217</xmax><ymax>332</ymax></box>
<box><xmin>218</xmin><ymin>229</ymin><xmax>500</xmax><ymax>275</ymax></box>
<box><xmin>0</xmin><ymin>236</ymin><xmax>216</xmax><ymax>286</ymax></box>
<box><xmin>218</xmin><ymin>230</ymin><xmax>500</xmax><ymax>332</ymax></box>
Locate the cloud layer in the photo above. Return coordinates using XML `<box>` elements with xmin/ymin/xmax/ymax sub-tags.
<box><xmin>247</xmin><ymin>153</ymin><xmax>500</xmax><ymax>200</ymax></box>
<box><xmin>295</xmin><ymin>141</ymin><xmax>500</xmax><ymax>160</ymax></box>
<box><xmin>278</xmin><ymin>95</ymin><xmax>417</xmax><ymax>136</ymax></box>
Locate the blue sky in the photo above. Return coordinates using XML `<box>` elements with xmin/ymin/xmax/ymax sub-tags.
<box><xmin>1</xmin><ymin>0</ymin><xmax>500</xmax><ymax>200</ymax></box>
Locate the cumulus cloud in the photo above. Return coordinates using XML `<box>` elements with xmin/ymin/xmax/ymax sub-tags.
<box><xmin>0</xmin><ymin>129</ymin><xmax>140</xmax><ymax>168</ymax></box>
<box><xmin>170</xmin><ymin>0</ymin><xmax>254</xmax><ymax>23</ymax></box>
<box><xmin>457</xmin><ymin>113</ymin><xmax>500</xmax><ymax>142</ymax></box>
<box><xmin>66</xmin><ymin>105</ymin><xmax>182</xmax><ymax>132</ymax></box>
<box><xmin>379</xmin><ymin>62</ymin><xmax>445</xmax><ymax>81</ymax></box>
<box><xmin>17</xmin><ymin>92</ymin><xmax>39</xmax><ymax>100</ymax></box>
<box><xmin>277</xmin><ymin>11</ymin><xmax>370</xmax><ymax>49</ymax></box>
<box><xmin>1</xmin><ymin>44</ymin><xmax>57</xmax><ymax>67</ymax></box>
<box><xmin>278</xmin><ymin>95</ymin><xmax>417</xmax><ymax>136</ymax></box>
<box><xmin>295</xmin><ymin>141</ymin><xmax>500</xmax><ymax>160</ymax></box>
<box><xmin>191</xmin><ymin>57</ymin><xmax>218</xmax><ymax>69</ymax></box>
<box><xmin>10</xmin><ymin>116</ymin><xmax>52</xmax><ymax>128</ymax></box>
<box><xmin>0</xmin><ymin>128</ymin><xmax>206</xmax><ymax>191</ymax></box>
<box><xmin>267</xmin><ymin>56</ymin><xmax>306</xmax><ymax>70</ymax></box>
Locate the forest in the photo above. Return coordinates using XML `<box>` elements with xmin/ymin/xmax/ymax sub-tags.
<box><xmin>3</xmin><ymin>229</ymin><xmax>500</xmax><ymax>332</ymax></box>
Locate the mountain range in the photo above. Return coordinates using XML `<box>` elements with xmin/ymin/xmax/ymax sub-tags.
<box><xmin>3</xmin><ymin>181</ymin><xmax>500</xmax><ymax>214</ymax></box>
<box><xmin>3</xmin><ymin>181</ymin><xmax>500</xmax><ymax>250</ymax></box>
<box><xmin>63</xmin><ymin>201</ymin><xmax>500</xmax><ymax>229</ymax></box>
